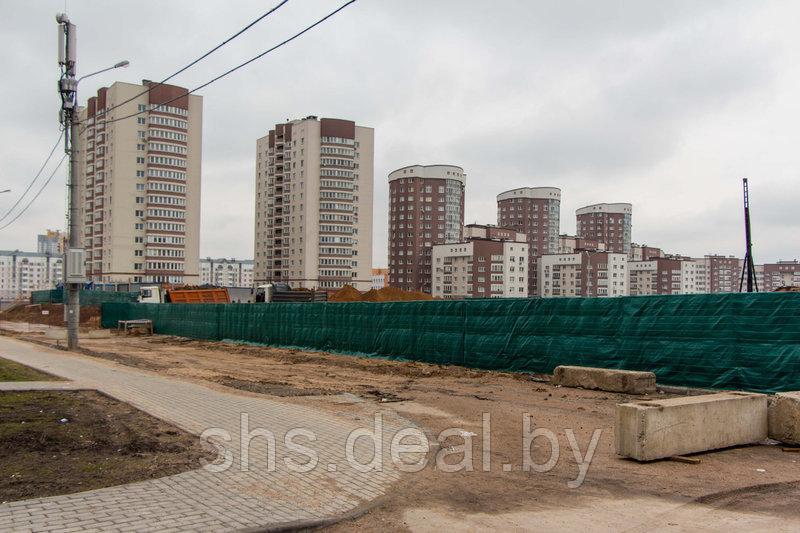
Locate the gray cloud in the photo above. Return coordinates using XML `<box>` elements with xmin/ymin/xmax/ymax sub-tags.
<box><xmin>0</xmin><ymin>0</ymin><xmax>796</xmax><ymax>266</ymax></box>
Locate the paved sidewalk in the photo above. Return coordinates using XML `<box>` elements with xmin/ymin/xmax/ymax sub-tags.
<box><xmin>0</xmin><ymin>336</ymin><xmax>418</xmax><ymax>532</ymax></box>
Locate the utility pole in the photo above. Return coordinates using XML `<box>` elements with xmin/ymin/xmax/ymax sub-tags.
<box><xmin>57</xmin><ymin>13</ymin><xmax>84</xmax><ymax>350</ymax></box>
<box><xmin>739</xmin><ymin>178</ymin><xmax>758</xmax><ymax>293</ymax></box>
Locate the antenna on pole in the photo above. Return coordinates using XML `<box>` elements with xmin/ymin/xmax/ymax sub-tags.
<box><xmin>738</xmin><ymin>178</ymin><xmax>758</xmax><ymax>293</ymax></box>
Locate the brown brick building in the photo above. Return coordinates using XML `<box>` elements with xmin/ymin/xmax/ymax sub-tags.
<box><xmin>496</xmin><ymin>187</ymin><xmax>561</xmax><ymax>295</ymax></box>
<box><xmin>388</xmin><ymin>164</ymin><xmax>465</xmax><ymax>293</ymax></box>
<box><xmin>576</xmin><ymin>203</ymin><xmax>632</xmax><ymax>254</ymax></box>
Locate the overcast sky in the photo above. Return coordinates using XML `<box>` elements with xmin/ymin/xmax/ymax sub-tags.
<box><xmin>1</xmin><ymin>0</ymin><xmax>798</xmax><ymax>265</ymax></box>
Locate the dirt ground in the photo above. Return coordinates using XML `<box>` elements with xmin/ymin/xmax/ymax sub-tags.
<box><xmin>0</xmin><ymin>390</ymin><xmax>212</xmax><ymax>503</ymax></box>
<box><xmin>0</xmin><ymin>304</ymin><xmax>101</xmax><ymax>328</ymax></box>
<box><xmin>2</xmin><ymin>326</ymin><xmax>799</xmax><ymax>531</ymax></box>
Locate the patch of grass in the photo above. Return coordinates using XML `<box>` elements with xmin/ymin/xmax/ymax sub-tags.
<box><xmin>0</xmin><ymin>390</ymin><xmax>212</xmax><ymax>503</ymax></box>
<box><xmin>0</xmin><ymin>358</ymin><xmax>56</xmax><ymax>382</ymax></box>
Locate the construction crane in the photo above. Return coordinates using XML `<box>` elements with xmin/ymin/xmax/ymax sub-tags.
<box><xmin>739</xmin><ymin>178</ymin><xmax>758</xmax><ymax>292</ymax></box>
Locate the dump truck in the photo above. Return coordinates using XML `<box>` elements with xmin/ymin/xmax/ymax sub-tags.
<box><xmin>254</xmin><ymin>283</ymin><xmax>327</xmax><ymax>303</ymax></box>
<box><xmin>139</xmin><ymin>286</ymin><xmax>230</xmax><ymax>304</ymax></box>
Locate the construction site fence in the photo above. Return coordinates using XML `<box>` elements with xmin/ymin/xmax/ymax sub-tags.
<box><xmin>31</xmin><ymin>289</ymin><xmax>139</xmax><ymax>306</ymax></box>
<box><xmin>101</xmin><ymin>292</ymin><xmax>800</xmax><ymax>394</ymax></box>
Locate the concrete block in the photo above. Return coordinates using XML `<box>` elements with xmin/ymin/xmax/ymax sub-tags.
<box><xmin>44</xmin><ymin>329</ymin><xmax>67</xmax><ymax>341</ymax></box>
<box><xmin>552</xmin><ymin>365</ymin><xmax>656</xmax><ymax>394</ymax></box>
<box><xmin>768</xmin><ymin>392</ymin><xmax>800</xmax><ymax>445</ymax></box>
<box><xmin>615</xmin><ymin>391</ymin><xmax>768</xmax><ymax>461</ymax></box>
<box><xmin>85</xmin><ymin>329</ymin><xmax>111</xmax><ymax>339</ymax></box>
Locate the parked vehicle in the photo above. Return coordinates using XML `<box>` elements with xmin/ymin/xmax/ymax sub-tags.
<box><xmin>138</xmin><ymin>285</ymin><xmax>230</xmax><ymax>304</ymax></box>
<box><xmin>254</xmin><ymin>283</ymin><xmax>327</xmax><ymax>303</ymax></box>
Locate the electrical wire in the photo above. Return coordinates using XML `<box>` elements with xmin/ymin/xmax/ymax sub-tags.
<box><xmin>0</xmin><ymin>131</ymin><xmax>65</xmax><ymax>223</ymax></box>
<box><xmin>96</xmin><ymin>0</ymin><xmax>289</xmax><ymax>119</ymax></box>
<box><xmin>104</xmin><ymin>0</ymin><xmax>356</xmax><ymax>126</ymax></box>
<box><xmin>0</xmin><ymin>154</ymin><xmax>68</xmax><ymax>231</ymax></box>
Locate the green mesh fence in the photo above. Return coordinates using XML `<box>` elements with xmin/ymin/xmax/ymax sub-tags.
<box><xmin>101</xmin><ymin>292</ymin><xmax>800</xmax><ymax>393</ymax></box>
<box><xmin>31</xmin><ymin>289</ymin><xmax>138</xmax><ymax>305</ymax></box>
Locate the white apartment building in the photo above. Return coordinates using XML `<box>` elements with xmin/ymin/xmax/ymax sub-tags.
<box><xmin>0</xmin><ymin>251</ymin><xmax>63</xmax><ymax>300</ymax></box>
<box><xmin>628</xmin><ymin>257</ymin><xmax>702</xmax><ymax>295</ymax></box>
<box><xmin>432</xmin><ymin>229</ymin><xmax>528</xmax><ymax>299</ymax></box>
<box><xmin>539</xmin><ymin>251</ymin><xmax>628</xmax><ymax>298</ymax></box>
<box><xmin>77</xmin><ymin>80</ymin><xmax>202</xmax><ymax>285</ymax></box>
<box><xmin>253</xmin><ymin>117</ymin><xmax>374</xmax><ymax>290</ymax></box>
<box><xmin>199</xmin><ymin>258</ymin><xmax>254</xmax><ymax>287</ymax></box>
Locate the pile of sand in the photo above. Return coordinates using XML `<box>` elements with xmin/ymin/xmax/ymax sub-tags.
<box><xmin>329</xmin><ymin>285</ymin><xmax>433</xmax><ymax>302</ymax></box>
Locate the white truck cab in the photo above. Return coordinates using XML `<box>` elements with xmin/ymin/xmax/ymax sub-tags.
<box><xmin>139</xmin><ymin>285</ymin><xmax>163</xmax><ymax>304</ymax></box>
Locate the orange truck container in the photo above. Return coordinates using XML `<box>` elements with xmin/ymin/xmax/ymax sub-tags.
<box><xmin>165</xmin><ymin>288</ymin><xmax>230</xmax><ymax>304</ymax></box>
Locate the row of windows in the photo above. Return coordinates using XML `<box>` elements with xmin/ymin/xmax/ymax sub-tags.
<box><xmin>320</xmin><ymin>236</ymin><xmax>353</xmax><ymax>244</ymax></box>
<box><xmin>320</xmin><ymin>146</ymin><xmax>354</xmax><ymax>156</ymax></box>
<box><xmin>319</xmin><ymin>269</ymin><xmax>354</xmax><ymax>277</ymax></box>
<box><xmin>145</xmin><ymin>261</ymin><xmax>184</xmax><ymax>271</ymax></box>
<box><xmin>147</xmin><ymin>208</ymin><xmax>185</xmax><ymax>219</ymax></box>
<box><xmin>148</xmin><ymin>128</ymin><xmax>188</xmax><ymax>142</ymax></box>
<box><xmin>320</xmin><ymin>213</ymin><xmax>353</xmax><ymax>222</ymax></box>
<box><xmin>147</xmin><ymin>235</ymin><xmax>185</xmax><ymax>245</ymax></box>
<box><xmin>148</xmin><ymin>168</ymin><xmax>186</xmax><ymax>181</ymax></box>
<box><xmin>149</xmin><ymin>155</ymin><xmax>186</xmax><ymax>168</ymax></box>
<box><xmin>320</xmin><ymin>180</ymin><xmax>354</xmax><ymax>190</ymax></box>
<box><xmin>320</xmin><ymin>169</ymin><xmax>353</xmax><ymax>178</ymax></box>
<box><xmin>147</xmin><ymin>221</ymin><xmax>185</xmax><ymax>232</ymax></box>
<box><xmin>319</xmin><ymin>258</ymin><xmax>353</xmax><ymax>266</ymax></box>
<box><xmin>320</xmin><ymin>191</ymin><xmax>353</xmax><ymax>200</ymax></box>
<box><xmin>149</xmin><ymin>116</ymin><xmax>187</xmax><ymax>129</ymax></box>
<box><xmin>319</xmin><ymin>202</ymin><xmax>353</xmax><ymax>211</ymax></box>
<box><xmin>147</xmin><ymin>247</ymin><xmax>185</xmax><ymax>258</ymax></box>
<box><xmin>320</xmin><ymin>157</ymin><xmax>354</xmax><ymax>168</ymax></box>
<box><xmin>319</xmin><ymin>225</ymin><xmax>353</xmax><ymax>234</ymax></box>
<box><xmin>148</xmin><ymin>195</ymin><xmax>186</xmax><ymax>206</ymax></box>
<box><xmin>319</xmin><ymin>247</ymin><xmax>354</xmax><ymax>256</ymax></box>
<box><xmin>150</xmin><ymin>104</ymin><xmax>188</xmax><ymax>117</ymax></box>
<box><xmin>321</xmin><ymin>136</ymin><xmax>354</xmax><ymax>145</ymax></box>
<box><xmin>149</xmin><ymin>142</ymin><xmax>187</xmax><ymax>155</ymax></box>
<box><xmin>148</xmin><ymin>182</ymin><xmax>186</xmax><ymax>193</ymax></box>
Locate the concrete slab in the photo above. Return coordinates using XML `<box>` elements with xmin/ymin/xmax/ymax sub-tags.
<box><xmin>615</xmin><ymin>391</ymin><xmax>768</xmax><ymax>461</ymax></box>
<box><xmin>552</xmin><ymin>365</ymin><xmax>656</xmax><ymax>394</ymax></box>
<box><xmin>44</xmin><ymin>329</ymin><xmax>67</xmax><ymax>341</ymax></box>
<box><xmin>768</xmin><ymin>391</ymin><xmax>800</xmax><ymax>445</ymax></box>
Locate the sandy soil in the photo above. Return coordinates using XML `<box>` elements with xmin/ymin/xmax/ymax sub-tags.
<box><xmin>2</xmin><ymin>326</ymin><xmax>799</xmax><ymax>531</ymax></box>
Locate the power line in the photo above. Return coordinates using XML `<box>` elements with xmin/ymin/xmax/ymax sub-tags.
<box><xmin>104</xmin><ymin>0</ymin><xmax>356</xmax><ymax>126</ymax></box>
<box><xmin>0</xmin><ymin>154</ymin><xmax>67</xmax><ymax>231</ymax></box>
<box><xmin>0</xmin><ymin>131</ymin><xmax>65</xmax><ymax>223</ymax></box>
<box><xmin>93</xmin><ymin>0</ymin><xmax>289</xmax><ymax>120</ymax></box>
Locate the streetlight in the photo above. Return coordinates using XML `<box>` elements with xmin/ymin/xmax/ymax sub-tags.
<box><xmin>58</xmin><ymin>12</ymin><xmax>130</xmax><ymax>350</ymax></box>
<box><xmin>77</xmin><ymin>60</ymin><xmax>129</xmax><ymax>84</ymax></box>
<box><xmin>0</xmin><ymin>190</ymin><xmax>10</xmax><ymax>194</ymax></box>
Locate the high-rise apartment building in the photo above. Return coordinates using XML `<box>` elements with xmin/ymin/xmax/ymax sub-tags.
<box><xmin>576</xmin><ymin>203</ymin><xmax>632</xmax><ymax>254</ymax></box>
<box><xmin>432</xmin><ymin>224</ymin><xmax>528</xmax><ymax>299</ymax></box>
<box><xmin>77</xmin><ymin>81</ymin><xmax>202</xmax><ymax>284</ymax></box>
<box><xmin>37</xmin><ymin>230</ymin><xmax>66</xmax><ymax>255</ymax></box>
<box><xmin>496</xmin><ymin>187</ymin><xmax>561</xmax><ymax>295</ymax></box>
<box><xmin>539</xmin><ymin>251</ymin><xmax>628</xmax><ymax>298</ymax></box>
<box><xmin>387</xmin><ymin>164</ymin><xmax>465</xmax><ymax>293</ymax></box>
<box><xmin>253</xmin><ymin>117</ymin><xmax>374</xmax><ymax>290</ymax></box>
